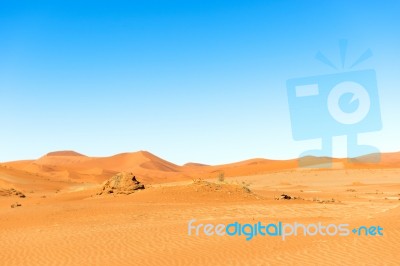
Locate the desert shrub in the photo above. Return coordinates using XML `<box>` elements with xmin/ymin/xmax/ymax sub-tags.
<box><xmin>217</xmin><ymin>172</ymin><xmax>225</xmax><ymax>182</ymax></box>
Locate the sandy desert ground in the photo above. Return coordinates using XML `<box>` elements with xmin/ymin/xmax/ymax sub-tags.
<box><xmin>1</xmin><ymin>151</ymin><xmax>400</xmax><ymax>265</ymax></box>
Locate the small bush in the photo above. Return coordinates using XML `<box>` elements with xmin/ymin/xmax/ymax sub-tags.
<box><xmin>217</xmin><ymin>172</ymin><xmax>225</xmax><ymax>182</ymax></box>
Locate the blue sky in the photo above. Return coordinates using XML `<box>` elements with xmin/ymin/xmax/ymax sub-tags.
<box><xmin>1</xmin><ymin>0</ymin><xmax>399</xmax><ymax>164</ymax></box>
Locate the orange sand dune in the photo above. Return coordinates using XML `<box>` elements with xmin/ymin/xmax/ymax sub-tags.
<box><xmin>1</xmin><ymin>151</ymin><xmax>400</xmax><ymax>265</ymax></box>
<box><xmin>0</xmin><ymin>164</ymin><xmax>69</xmax><ymax>195</ymax></box>
<box><xmin>2</xmin><ymin>151</ymin><xmax>400</xmax><ymax>187</ymax></box>
<box><xmin>1</xmin><ymin>151</ymin><xmax>184</xmax><ymax>184</ymax></box>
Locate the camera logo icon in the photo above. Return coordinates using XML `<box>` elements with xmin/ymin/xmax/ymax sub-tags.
<box><xmin>287</xmin><ymin>41</ymin><xmax>382</xmax><ymax>167</ymax></box>
<box><xmin>328</xmin><ymin>80</ymin><xmax>371</xmax><ymax>125</ymax></box>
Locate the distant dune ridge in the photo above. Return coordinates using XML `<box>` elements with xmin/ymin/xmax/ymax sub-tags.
<box><xmin>45</xmin><ymin>151</ymin><xmax>87</xmax><ymax>157</ymax></box>
<box><xmin>1</xmin><ymin>150</ymin><xmax>400</xmax><ymax>187</ymax></box>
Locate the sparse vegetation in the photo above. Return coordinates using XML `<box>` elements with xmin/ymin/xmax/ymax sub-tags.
<box><xmin>192</xmin><ymin>177</ymin><xmax>255</xmax><ymax>196</ymax></box>
<box><xmin>311</xmin><ymin>197</ymin><xmax>338</xmax><ymax>204</ymax></box>
<box><xmin>217</xmin><ymin>172</ymin><xmax>225</xmax><ymax>182</ymax></box>
<box><xmin>242</xmin><ymin>186</ymin><xmax>251</xmax><ymax>193</ymax></box>
<box><xmin>241</xmin><ymin>180</ymin><xmax>251</xmax><ymax>192</ymax></box>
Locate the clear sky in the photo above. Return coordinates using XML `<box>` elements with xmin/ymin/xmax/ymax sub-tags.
<box><xmin>1</xmin><ymin>0</ymin><xmax>399</xmax><ymax>164</ymax></box>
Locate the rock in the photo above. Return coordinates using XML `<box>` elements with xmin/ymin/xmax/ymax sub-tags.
<box><xmin>11</xmin><ymin>202</ymin><xmax>22</xmax><ymax>208</ymax></box>
<box><xmin>280</xmin><ymin>194</ymin><xmax>292</xmax><ymax>200</ymax></box>
<box><xmin>0</xmin><ymin>188</ymin><xmax>26</xmax><ymax>198</ymax></box>
<box><xmin>98</xmin><ymin>172</ymin><xmax>145</xmax><ymax>195</ymax></box>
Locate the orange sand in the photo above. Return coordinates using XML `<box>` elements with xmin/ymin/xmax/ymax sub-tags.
<box><xmin>0</xmin><ymin>151</ymin><xmax>399</xmax><ymax>265</ymax></box>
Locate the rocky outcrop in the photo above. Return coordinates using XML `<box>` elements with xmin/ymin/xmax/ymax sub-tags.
<box><xmin>98</xmin><ymin>172</ymin><xmax>145</xmax><ymax>195</ymax></box>
<box><xmin>0</xmin><ymin>188</ymin><xmax>26</xmax><ymax>198</ymax></box>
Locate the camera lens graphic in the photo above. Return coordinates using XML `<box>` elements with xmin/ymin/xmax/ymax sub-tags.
<box><xmin>327</xmin><ymin>81</ymin><xmax>371</xmax><ymax>125</ymax></box>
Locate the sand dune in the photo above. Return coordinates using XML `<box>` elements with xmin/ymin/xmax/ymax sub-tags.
<box><xmin>1</xmin><ymin>151</ymin><xmax>400</xmax><ymax>265</ymax></box>
<box><xmin>1</xmin><ymin>167</ymin><xmax>400</xmax><ymax>265</ymax></box>
<box><xmin>3</xmin><ymin>150</ymin><xmax>400</xmax><ymax>186</ymax></box>
<box><xmin>35</xmin><ymin>151</ymin><xmax>91</xmax><ymax>166</ymax></box>
<box><xmin>2</xmin><ymin>151</ymin><xmax>299</xmax><ymax>185</ymax></box>
<box><xmin>1</xmin><ymin>151</ymin><xmax>183</xmax><ymax>184</ymax></box>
